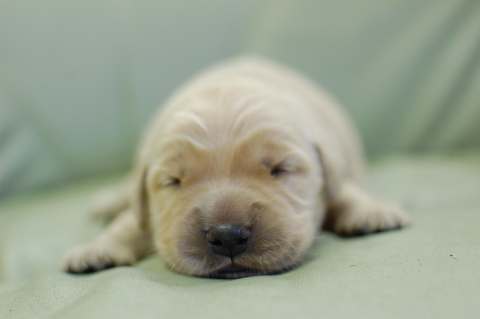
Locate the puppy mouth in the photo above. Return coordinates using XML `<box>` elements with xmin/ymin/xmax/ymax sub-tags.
<box><xmin>206</xmin><ymin>263</ymin><xmax>279</xmax><ymax>279</ymax></box>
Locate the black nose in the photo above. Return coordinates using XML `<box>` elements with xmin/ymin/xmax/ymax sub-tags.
<box><xmin>206</xmin><ymin>224</ymin><xmax>250</xmax><ymax>258</ymax></box>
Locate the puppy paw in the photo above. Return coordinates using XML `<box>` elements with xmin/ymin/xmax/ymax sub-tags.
<box><xmin>62</xmin><ymin>241</ymin><xmax>136</xmax><ymax>274</ymax></box>
<box><xmin>331</xmin><ymin>202</ymin><xmax>411</xmax><ymax>237</ymax></box>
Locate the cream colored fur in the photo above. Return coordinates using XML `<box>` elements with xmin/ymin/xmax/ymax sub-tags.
<box><xmin>62</xmin><ymin>57</ymin><xmax>410</xmax><ymax>277</ymax></box>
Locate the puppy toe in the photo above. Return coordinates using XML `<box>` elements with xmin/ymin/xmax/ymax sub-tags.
<box><xmin>62</xmin><ymin>243</ymin><xmax>135</xmax><ymax>274</ymax></box>
<box><xmin>76</xmin><ymin>255</ymin><xmax>114</xmax><ymax>273</ymax></box>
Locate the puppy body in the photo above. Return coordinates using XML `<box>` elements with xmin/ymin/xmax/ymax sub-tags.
<box><xmin>63</xmin><ymin>57</ymin><xmax>409</xmax><ymax>278</ymax></box>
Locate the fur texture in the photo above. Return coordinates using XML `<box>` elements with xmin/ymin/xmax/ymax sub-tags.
<box><xmin>62</xmin><ymin>57</ymin><xmax>410</xmax><ymax>278</ymax></box>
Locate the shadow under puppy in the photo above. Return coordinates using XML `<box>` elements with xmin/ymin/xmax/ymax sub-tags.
<box><xmin>63</xmin><ymin>57</ymin><xmax>410</xmax><ymax>279</ymax></box>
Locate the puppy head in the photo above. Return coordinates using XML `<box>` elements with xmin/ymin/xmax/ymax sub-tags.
<box><xmin>134</xmin><ymin>88</ymin><xmax>326</xmax><ymax>278</ymax></box>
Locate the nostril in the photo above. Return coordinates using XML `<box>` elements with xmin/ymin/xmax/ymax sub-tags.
<box><xmin>209</xmin><ymin>239</ymin><xmax>222</xmax><ymax>247</ymax></box>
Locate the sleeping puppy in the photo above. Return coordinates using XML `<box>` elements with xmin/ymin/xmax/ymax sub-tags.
<box><xmin>62</xmin><ymin>57</ymin><xmax>410</xmax><ymax>279</ymax></box>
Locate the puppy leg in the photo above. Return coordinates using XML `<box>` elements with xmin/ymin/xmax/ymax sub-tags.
<box><xmin>89</xmin><ymin>182</ymin><xmax>130</xmax><ymax>220</ymax></box>
<box><xmin>62</xmin><ymin>210</ymin><xmax>153</xmax><ymax>273</ymax></box>
<box><xmin>324</xmin><ymin>182</ymin><xmax>411</xmax><ymax>236</ymax></box>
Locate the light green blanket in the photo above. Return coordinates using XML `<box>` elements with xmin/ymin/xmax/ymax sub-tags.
<box><xmin>1</xmin><ymin>154</ymin><xmax>479</xmax><ymax>318</ymax></box>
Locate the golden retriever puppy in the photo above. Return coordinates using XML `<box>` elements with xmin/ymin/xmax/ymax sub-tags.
<box><xmin>62</xmin><ymin>57</ymin><xmax>410</xmax><ymax>278</ymax></box>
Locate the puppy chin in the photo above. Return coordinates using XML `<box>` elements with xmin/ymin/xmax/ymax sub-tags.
<box><xmin>170</xmin><ymin>252</ymin><xmax>302</xmax><ymax>279</ymax></box>
<box><xmin>206</xmin><ymin>263</ymin><xmax>285</xmax><ymax>279</ymax></box>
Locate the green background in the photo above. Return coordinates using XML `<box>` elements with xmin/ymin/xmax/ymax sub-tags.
<box><xmin>1</xmin><ymin>1</ymin><xmax>479</xmax><ymax>318</ymax></box>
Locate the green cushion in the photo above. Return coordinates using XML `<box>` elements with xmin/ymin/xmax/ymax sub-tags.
<box><xmin>1</xmin><ymin>153</ymin><xmax>479</xmax><ymax>318</ymax></box>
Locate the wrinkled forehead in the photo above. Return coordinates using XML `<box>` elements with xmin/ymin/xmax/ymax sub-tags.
<box><xmin>153</xmin><ymin>86</ymin><xmax>311</xmax><ymax>161</ymax></box>
<box><xmin>155</xmin><ymin>123</ymin><xmax>309</xmax><ymax>169</ymax></box>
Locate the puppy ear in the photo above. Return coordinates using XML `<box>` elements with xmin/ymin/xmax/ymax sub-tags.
<box><xmin>314</xmin><ymin>144</ymin><xmax>343</xmax><ymax>205</ymax></box>
<box><xmin>131</xmin><ymin>167</ymin><xmax>150</xmax><ymax>231</ymax></box>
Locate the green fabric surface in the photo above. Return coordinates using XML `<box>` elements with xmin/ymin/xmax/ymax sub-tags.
<box><xmin>1</xmin><ymin>154</ymin><xmax>479</xmax><ymax>319</ymax></box>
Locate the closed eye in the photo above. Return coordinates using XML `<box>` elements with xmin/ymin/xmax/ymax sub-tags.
<box><xmin>270</xmin><ymin>165</ymin><xmax>288</xmax><ymax>177</ymax></box>
<box><xmin>164</xmin><ymin>177</ymin><xmax>181</xmax><ymax>187</ymax></box>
